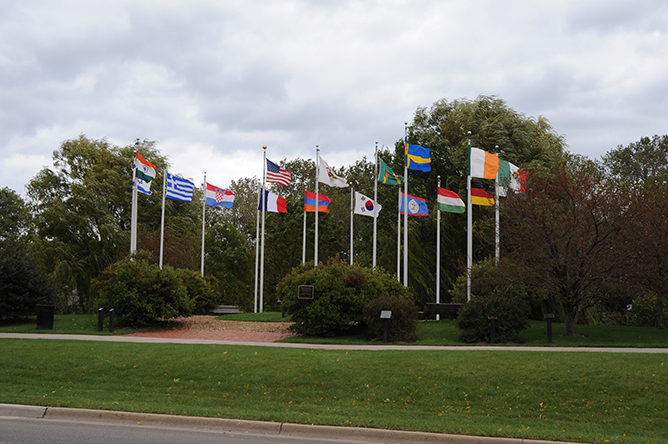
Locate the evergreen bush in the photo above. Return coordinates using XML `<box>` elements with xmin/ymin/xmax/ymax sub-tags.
<box><xmin>277</xmin><ymin>259</ymin><xmax>413</xmax><ymax>337</ymax></box>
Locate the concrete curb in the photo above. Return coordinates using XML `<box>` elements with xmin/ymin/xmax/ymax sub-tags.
<box><xmin>1</xmin><ymin>404</ymin><xmax>579</xmax><ymax>444</ymax></box>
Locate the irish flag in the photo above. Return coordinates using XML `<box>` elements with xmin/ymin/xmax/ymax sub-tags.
<box><xmin>438</xmin><ymin>187</ymin><xmax>465</xmax><ymax>213</ymax></box>
<box><xmin>469</xmin><ymin>146</ymin><xmax>499</xmax><ymax>179</ymax></box>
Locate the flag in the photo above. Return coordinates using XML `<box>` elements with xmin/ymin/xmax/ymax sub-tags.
<box><xmin>471</xmin><ymin>181</ymin><xmax>495</xmax><ymax>206</ymax></box>
<box><xmin>165</xmin><ymin>173</ymin><xmax>195</xmax><ymax>202</ymax></box>
<box><xmin>469</xmin><ymin>146</ymin><xmax>499</xmax><ymax>179</ymax></box>
<box><xmin>259</xmin><ymin>188</ymin><xmax>287</xmax><ymax>213</ymax></box>
<box><xmin>400</xmin><ymin>193</ymin><xmax>429</xmax><ymax>216</ymax></box>
<box><xmin>378</xmin><ymin>159</ymin><xmax>403</xmax><ymax>185</ymax></box>
<box><xmin>438</xmin><ymin>187</ymin><xmax>465</xmax><ymax>213</ymax></box>
<box><xmin>134</xmin><ymin>152</ymin><xmax>156</xmax><ymax>195</ymax></box>
<box><xmin>266</xmin><ymin>158</ymin><xmax>292</xmax><ymax>186</ymax></box>
<box><xmin>304</xmin><ymin>190</ymin><xmax>331</xmax><ymax>213</ymax></box>
<box><xmin>404</xmin><ymin>138</ymin><xmax>431</xmax><ymax>172</ymax></box>
<box><xmin>205</xmin><ymin>183</ymin><xmax>235</xmax><ymax>208</ymax></box>
<box><xmin>497</xmin><ymin>160</ymin><xmax>527</xmax><ymax>196</ymax></box>
<box><xmin>354</xmin><ymin>192</ymin><xmax>382</xmax><ymax>217</ymax></box>
<box><xmin>318</xmin><ymin>157</ymin><xmax>348</xmax><ymax>187</ymax></box>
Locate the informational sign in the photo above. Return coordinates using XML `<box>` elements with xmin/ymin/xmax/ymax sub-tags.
<box><xmin>298</xmin><ymin>285</ymin><xmax>314</xmax><ymax>300</ymax></box>
<box><xmin>380</xmin><ymin>310</ymin><xmax>392</xmax><ymax>319</ymax></box>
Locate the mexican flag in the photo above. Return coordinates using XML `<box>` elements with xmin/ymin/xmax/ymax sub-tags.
<box><xmin>438</xmin><ymin>187</ymin><xmax>465</xmax><ymax>213</ymax></box>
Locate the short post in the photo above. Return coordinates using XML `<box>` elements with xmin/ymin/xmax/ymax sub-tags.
<box><xmin>544</xmin><ymin>313</ymin><xmax>555</xmax><ymax>344</ymax></box>
<box><xmin>298</xmin><ymin>285</ymin><xmax>314</xmax><ymax>338</ymax></box>
<box><xmin>109</xmin><ymin>309</ymin><xmax>115</xmax><ymax>333</ymax></box>
<box><xmin>98</xmin><ymin>308</ymin><xmax>104</xmax><ymax>332</ymax></box>
<box><xmin>380</xmin><ymin>310</ymin><xmax>392</xmax><ymax>343</ymax></box>
<box><xmin>488</xmin><ymin>316</ymin><xmax>497</xmax><ymax>344</ymax></box>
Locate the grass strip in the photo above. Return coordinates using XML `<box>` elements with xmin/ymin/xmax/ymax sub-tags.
<box><xmin>0</xmin><ymin>339</ymin><xmax>666</xmax><ymax>444</ymax></box>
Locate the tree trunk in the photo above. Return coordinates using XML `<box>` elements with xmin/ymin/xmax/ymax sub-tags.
<box><xmin>657</xmin><ymin>296</ymin><xmax>666</xmax><ymax>330</ymax></box>
<box><xmin>565</xmin><ymin>310</ymin><xmax>580</xmax><ymax>336</ymax></box>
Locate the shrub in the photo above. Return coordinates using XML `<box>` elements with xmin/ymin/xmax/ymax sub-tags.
<box><xmin>277</xmin><ymin>259</ymin><xmax>413</xmax><ymax>337</ymax></box>
<box><xmin>363</xmin><ymin>296</ymin><xmax>418</xmax><ymax>342</ymax></box>
<box><xmin>456</xmin><ymin>288</ymin><xmax>531</xmax><ymax>343</ymax></box>
<box><xmin>90</xmin><ymin>251</ymin><xmax>194</xmax><ymax>327</ymax></box>
<box><xmin>0</xmin><ymin>240</ymin><xmax>55</xmax><ymax>323</ymax></box>
<box><xmin>176</xmin><ymin>268</ymin><xmax>222</xmax><ymax>315</ymax></box>
<box><xmin>629</xmin><ymin>294</ymin><xmax>668</xmax><ymax>327</ymax></box>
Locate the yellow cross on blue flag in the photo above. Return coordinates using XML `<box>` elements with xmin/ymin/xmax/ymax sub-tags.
<box><xmin>404</xmin><ymin>137</ymin><xmax>431</xmax><ymax>172</ymax></box>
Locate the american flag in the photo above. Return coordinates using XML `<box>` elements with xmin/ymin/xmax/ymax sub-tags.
<box><xmin>266</xmin><ymin>158</ymin><xmax>292</xmax><ymax>186</ymax></box>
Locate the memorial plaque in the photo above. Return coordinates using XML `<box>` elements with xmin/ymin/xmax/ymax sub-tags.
<box><xmin>298</xmin><ymin>285</ymin><xmax>314</xmax><ymax>299</ymax></box>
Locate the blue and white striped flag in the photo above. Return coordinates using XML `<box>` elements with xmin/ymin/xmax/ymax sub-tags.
<box><xmin>165</xmin><ymin>173</ymin><xmax>195</xmax><ymax>202</ymax></box>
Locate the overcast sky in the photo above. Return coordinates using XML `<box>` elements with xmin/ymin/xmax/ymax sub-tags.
<box><xmin>2</xmin><ymin>0</ymin><xmax>668</xmax><ymax>195</ymax></box>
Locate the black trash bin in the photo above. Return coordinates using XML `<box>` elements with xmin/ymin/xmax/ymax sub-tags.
<box><xmin>36</xmin><ymin>305</ymin><xmax>56</xmax><ymax>330</ymax></box>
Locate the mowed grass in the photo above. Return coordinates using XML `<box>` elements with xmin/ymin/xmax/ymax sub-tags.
<box><xmin>0</xmin><ymin>339</ymin><xmax>666</xmax><ymax>444</ymax></box>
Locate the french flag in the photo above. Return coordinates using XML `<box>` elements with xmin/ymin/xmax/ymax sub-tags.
<box><xmin>258</xmin><ymin>188</ymin><xmax>287</xmax><ymax>213</ymax></box>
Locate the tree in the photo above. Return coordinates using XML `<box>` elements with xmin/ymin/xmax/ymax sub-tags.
<box><xmin>501</xmin><ymin>158</ymin><xmax>631</xmax><ymax>336</ymax></box>
<box><xmin>26</xmin><ymin>135</ymin><xmax>168</xmax><ymax>311</ymax></box>
<box><xmin>602</xmin><ymin>135</ymin><xmax>668</xmax><ymax>185</ymax></box>
<box><xmin>0</xmin><ymin>187</ymin><xmax>28</xmax><ymax>241</ymax></box>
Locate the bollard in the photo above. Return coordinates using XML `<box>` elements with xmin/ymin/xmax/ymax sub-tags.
<box><xmin>488</xmin><ymin>316</ymin><xmax>497</xmax><ymax>344</ymax></box>
<box><xmin>380</xmin><ymin>310</ymin><xmax>392</xmax><ymax>343</ymax></box>
<box><xmin>544</xmin><ymin>313</ymin><xmax>555</xmax><ymax>344</ymax></box>
<box><xmin>97</xmin><ymin>308</ymin><xmax>104</xmax><ymax>332</ymax></box>
<box><xmin>109</xmin><ymin>309</ymin><xmax>115</xmax><ymax>333</ymax></box>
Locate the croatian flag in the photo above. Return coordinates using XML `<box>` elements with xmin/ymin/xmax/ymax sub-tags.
<box><xmin>205</xmin><ymin>183</ymin><xmax>235</xmax><ymax>208</ymax></box>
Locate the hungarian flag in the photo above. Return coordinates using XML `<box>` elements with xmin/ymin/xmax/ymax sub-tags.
<box><xmin>438</xmin><ymin>187</ymin><xmax>465</xmax><ymax>213</ymax></box>
<box><xmin>471</xmin><ymin>182</ymin><xmax>495</xmax><ymax>206</ymax></box>
<box><xmin>469</xmin><ymin>146</ymin><xmax>499</xmax><ymax>179</ymax></box>
<box><xmin>304</xmin><ymin>191</ymin><xmax>331</xmax><ymax>213</ymax></box>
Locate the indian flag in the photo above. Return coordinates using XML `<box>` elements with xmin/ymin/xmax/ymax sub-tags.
<box><xmin>469</xmin><ymin>146</ymin><xmax>499</xmax><ymax>179</ymax></box>
<box><xmin>134</xmin><ymin>152</ymin><xmax>156</xmax><ymax>183</ymax></box>
<box><xmin>438</xmin><ymin>187</ymin><xmax>465</xmax><ymax>214</ymax></box>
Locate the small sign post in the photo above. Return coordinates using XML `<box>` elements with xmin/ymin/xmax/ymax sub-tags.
<box><xmin>298</xmin><ymin>286</ymin><xmax>314</xmax><ymax>337</ymax></box>
<box><xmin>380</xmin><ymin>310</ymin><xmax>392</xmax><ymax>343</ymax></box>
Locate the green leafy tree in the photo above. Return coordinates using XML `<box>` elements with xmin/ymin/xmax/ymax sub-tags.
<box><xmin>0</xmin><ymin>187</ymin><xmax>29</xmax><ymax>241</ymax></box>
<box><xmin>603</xmin><ymin>135</ymin><xmax>668</xmax><ymax>185</ymax></box>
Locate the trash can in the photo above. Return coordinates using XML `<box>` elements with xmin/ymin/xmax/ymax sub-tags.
<box><xmin>36</xmin><ymin>305</ymin><xmax>56</xmax><ymax>330</ymax></box>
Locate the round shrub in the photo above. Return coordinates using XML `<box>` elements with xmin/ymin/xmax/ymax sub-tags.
<box><xmin>363</xmin><ymin>296</ymin><xmax>418</xmax><ymax>342</ymax></box>
<box><xmin>175</xmin><ymin>268</ymin><xmax>222</xmax><ymax>315</ymax></box>
<box><xmin>90</xmin><ymin>251</ymin><xmax>194</xmax><ymax>328</ymax></box>
<box><xmin>277</xmin><ymin>259</ymin><xmax>413</xmax><ymax>337</ymax></box>
<box><xmin>456</xmin><ymin>288</ymin><xmax>531</xmax><ymax>343</ymax></box>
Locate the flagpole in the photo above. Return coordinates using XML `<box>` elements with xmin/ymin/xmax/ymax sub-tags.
<box><xmin>350</xmin><ymin>187</ymin><xmax>354</xmax><ymax>265</ymax></box>
<box><xmin>466</xmin><ymin>132</ymin><xmax>473</xmax><ymax>302</ymax></box>
<box><xmin>494</xmin><ymin>145</ymin><xmax>500</xmax><ymax>265</ymax></box>
<box><xmin>302</xmin><ymin>210</ymin><xmax>307</xmax><ymax>264</ymax></box>
<box><xmin>373</xmin><ymin>142</ymin><xmax>378</xmax><ymax>270</ymax></box>
<box><xmin>403</xmin><ymin>122</ymin><xmax>409</xmax><ymax>287</ymax></box>
<box><xmin>396</xmin><ymin>187</ymin><xmax>401</xmax><ymax>282</ymax></box>
<box><xmin>260</xmin><ymin>146</ymin><xmax>267</xmax><ymax>313</ymax></box>
<box><xmin>253</xmin><ymin>190</ymin><xmax>260</xmax><ymax>313</ymax></box>
<box><xmin>201</xmin><ymin>172</ymin><xmax>206</xmax><ymax>277</ymax></box>
<box><xmin>130</xmin><ymin>139</ymin><xmax>139</xmax><ymax>255</ymax></box>
<box><xmin>436</xmin><ymin>175</ymin><xmax>441</xmax><ymax>320</ymax></box>
<box><xmin>315</xmin><ymin>146</ymin><xmax>319</xmax><ymax>266</ymax></box>
<box><xmin>159</xmin><ymin>170</ymin><xmax>167</xmax><ymax>269</ymax></box>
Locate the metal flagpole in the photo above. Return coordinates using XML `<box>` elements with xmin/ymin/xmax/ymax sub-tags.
<box><xmin>396</xmin><ymin>187</ymin><xmax>401</xmax><ymax>282</ymax></box>
<box><xmin>253</xmin><ymin>191</ymin><xmax>260</xmax><ymax>313</ymax></box>
<box><xmin>315</xmin><ymin>146</ymin><xmax>319</xmax><ymax>265</ymax></box>
<box><xmin>494</xmin><ymin>145</ymin><xmax>500</xmax><ymax>265</ymax></box>
<box><xmin>436</xmin><ymin>175</ymin><xmax>441</xmax><ymax>320</ymax></box>
<box><xmin>403</xmin><ymin>122</ymin><xmax>409</xmax><ymax>287</ymax></box>
<box><xmin>260</xmin><ymin>146</ymin><xmax>267</xmax><ymax>312</ymax></box>
<box><xmin>350</xmin><ymin>187</ymin><xmax>354</xmax><ymax>265</ymax></box>
<box><xmin>373</xmin><ymin>142</ymin><xmax>378</xmax><ymax>270</ymax></box>
<box><xmin>130</xmin><ymin>139</ymin><xmax>139</xmax><ymax>255</ymax></box>
<box><xmin>201</xmin><ymin>172</ymin><xmax>206</xmax><ymax>277</ymax></box>
<box><xmin>302</xmin><ymin>211</ymin><xmax>307</xmax><ymax>264</ymax></box>
<box><xmin>466</xmin><ymin>132</ymin><xmax>473</xmax><ymax>302</ymax></box>
<box><xmin>159</xmin><ymin>170</ymin><xmax>167</xmax><ymax>269</ymax></box>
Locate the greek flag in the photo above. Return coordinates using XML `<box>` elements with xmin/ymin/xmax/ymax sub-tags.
<box><xmin>165</xmin><ymin>173</ymin><xmax>195</xmax><ymax>202</ymax></box>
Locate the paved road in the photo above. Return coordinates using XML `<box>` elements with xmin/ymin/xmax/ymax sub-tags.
<box><xmin>1</xmin><ymin>332</ymin><xmax>667</xmax><ymax>353</ymax></box>
<box><xmin>0</xmin><ymin>404</ymin><xmax>574</xmax><ymax>444</ymax></box>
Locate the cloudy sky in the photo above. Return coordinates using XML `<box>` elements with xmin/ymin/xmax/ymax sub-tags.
<box><xmin>2</xmin><ymin>0</ymin><xmax>668</xmax><ymax>195</ymax></box>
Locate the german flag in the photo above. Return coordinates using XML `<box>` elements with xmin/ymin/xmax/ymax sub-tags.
<box><xmin>471</xmin><ymin>181</ymin><xmax>494</xmax><ymax>206</ymax></box>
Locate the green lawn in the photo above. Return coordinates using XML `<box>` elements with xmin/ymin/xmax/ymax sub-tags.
<box><xmin>0</xmin><ymin>339</ymin><xmax>666</xmax><ymax>444</ymax></box>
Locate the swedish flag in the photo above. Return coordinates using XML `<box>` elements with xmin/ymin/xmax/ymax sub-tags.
<box><xmin>404</xmin><ymin>138</ymin><xmax>431</xmax><ymax>172</ymax></box>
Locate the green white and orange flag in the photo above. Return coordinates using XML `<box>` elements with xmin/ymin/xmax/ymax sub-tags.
<box><xmin>134</xmin><ymin>151</ymin><xmax>156</xmax><ymax>195</ymax></box>
<box><xmin>437</xmin><ymin>187</ymin><xmax>465</xmax><ymax>213</ymax></box>
<box><xmin>469</xmin><ymin>146</ymin><xmax>499</xmax><ymax>179</ymax></box>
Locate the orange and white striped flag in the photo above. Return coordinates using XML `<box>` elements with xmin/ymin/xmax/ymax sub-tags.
<box><xmin>469</xmin><ymin>146</ymin><xmax>499</xmax><ymax>179</ymax></box>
